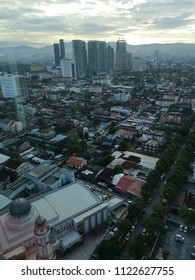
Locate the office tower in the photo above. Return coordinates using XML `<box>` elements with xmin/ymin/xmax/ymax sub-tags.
<box><xmin>88</xmin><ymin>40</ymin><xmax>100</xmax><ymax>74</ymax></box>
<box><xmin>60</xmin><ymin>59</ymin><xmax>76</xmax><ymax>79</ymax></box>
<box><xmin>72</xmin><ymin>40</ymin><xmax>87</xmax><ymax>78</ymax></box>
<box><xmin>59</xmin><ymin>39</ymin><xmax>65</xmax><ymax>59</ymax></box>
<box><xmin>99</xmin><ymin>41</ymin><xmax>107</xmax><ymax>73</ymax></box>
<box><xmin>53</xmin><ymin>43</ymin><xmax>60</xmax><ymax>66</ymax></box>
<box><xmin>116</xmin><ymin>39</ymin><xmax>127</xmax><ymax>71</ymax></box>
<box><xmin>127</xmin><ymin>52</ymin><xmax>133</xmax><ymax>70</ymax></box>
<box><xmin>88</xmin><ymin>40</ymin><xmax>108</xmax><ymax>74</ymax></box>
<box><xmin>107</xmin><ymin>44</ymin><xmax>114</xmax><ymax>72</ymax></box>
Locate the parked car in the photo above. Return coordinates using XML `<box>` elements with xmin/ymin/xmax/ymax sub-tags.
<box><xmin>175</xmin><ymin>234</ymin><xmax>184</xmax><ymax>243</ymax></box>
<box><xmin>131</xmin><ymin>225</ymin><xmax>135</xmax><ymax>232</ymax></box>
<box><xmin>183</xmin><ymin>226</ymin><xmax>188</xmax><ymax>233</ymax></box>
<box><xmin>179</xmin><ymin>224</ymin><xmax>183</xmax><ymax>231</ymax></box>
<box><xmin>125</xmin><ymin>232</ymin><xmax>131</xmax><ymax>241</ymax></box>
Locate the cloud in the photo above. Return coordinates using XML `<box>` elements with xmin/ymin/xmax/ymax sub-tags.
<box><xmin>0</xmin><ymin>0</ymin><xmax>194</xmax><ymax>46</ymax></box>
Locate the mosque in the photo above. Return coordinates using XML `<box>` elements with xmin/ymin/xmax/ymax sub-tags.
<box><xmin>0</xmin><ymin>181</ymin><xmax>123</xmax><ymax>259</ymax></box>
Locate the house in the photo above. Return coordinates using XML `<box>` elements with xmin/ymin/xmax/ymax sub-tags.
<box><xmin>115</xmin><ymin>175</ymin><xmax>144</xmax><ymax>197</ymax></box>
<box><xmin>142</xmin><ymin>139</ymin><xmax>161</xmax><ymax>154</ymax></box>
<box><xmin>4</xmin><ymin>159</ymin><xmax>30</xmax><ymax>177</ymax></box>
<box><xmin>66</xmin><ymin>156</ymin><xmax>87</xmax><ymax>169</ymax></box>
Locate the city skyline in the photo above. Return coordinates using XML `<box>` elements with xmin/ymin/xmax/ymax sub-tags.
<box><xmin>0</xmin><ymin>0</ymin><xmax>195</xmax><ymax>48</ymax></box>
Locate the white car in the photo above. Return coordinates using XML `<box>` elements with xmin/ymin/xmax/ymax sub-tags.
<box><xmin>131</xmin><ymin>225</ymin><xmax>135</xmax><ymax>232</ymax></box>
<box><xmin>183</xmin><ymin>226</ymin><xmax>188</xmax><ymax>233</ymax></box>
<box><xmin>179</xmin><ymin>224</ymin><xmax>183</xmax><ymax>231</ymax></box>
<box><xmin>125</xmin><ymin>232</ymin><xmax>131</xmax><ymax>241</ymax></box>
<box><xmin>175</xmin><ymin>234</ymin><xmax>184</xmax><ymax>243</ymax></box>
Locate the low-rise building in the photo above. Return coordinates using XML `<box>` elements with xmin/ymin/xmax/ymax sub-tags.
<box><xmin>66</xmin><ymin>156</ymin><xmax>87</xmax><ymax>169</ymax></box>
<box><xmin>0</xmin><ymin>119</ymin><xmax>23</xmax><ymax>133</ymax></box>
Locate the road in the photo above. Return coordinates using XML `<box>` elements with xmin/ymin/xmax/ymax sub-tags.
<box><xmin>120</xmin><ymin>132</ymin><xmax>193</xmax><ymax>260</ymax></box>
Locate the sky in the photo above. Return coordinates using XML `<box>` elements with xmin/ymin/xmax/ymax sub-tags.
<box><xmin>0</xmin><ymin>0</ymin><xmax>195</xmax><ymax>47</ymax></box>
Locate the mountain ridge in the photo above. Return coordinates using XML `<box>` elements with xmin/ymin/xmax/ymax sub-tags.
<box><xmin>0</xmin><ymin>42</ymin><xmax>194</xmax><ymax>64</ymax></box>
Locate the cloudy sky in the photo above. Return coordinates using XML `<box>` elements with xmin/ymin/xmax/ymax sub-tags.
<box><xmin>0</xmin><ymin>0</ymin><xmax>195</xmax><ymax>47</ymax></box>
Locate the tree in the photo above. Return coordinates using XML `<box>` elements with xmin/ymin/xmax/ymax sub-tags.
<box><xmin>114</xmin><ymin>165</ymin><xmax>123</xmax><ymax>174</ymax></box>
<box><xmin>153</xmin><ymin>203</ymin><xmax>169</xmax><ymax>218</ymax></box>
<box><xmin>117</xmin><ymin>220</ymin><xmax>132</xmax><ymax>235</ymax></box>
<box><xmin>141</xmin><ymin>183</ymin><xmax>153</xmax><ymax>201</ymax></box>
<box><xmin>118</xmin><ymin>140</ymin><xmax>129</xmax><ymax>151</ymax></box>
<box><xmin>60</xmin><ymin>134</ymin><xmax>80</xmax><ymax>153</ymax></box>
<box><xmin>143</xmin><ymin>216</ymin><xmax>165</xmax><ymax>235</ymax></box>
<box><xmin>129</xmin><ymin>233</ymin><xmax>155</xmax><ymax>259</ymax></box>
<box><xmin>108</xmin><ymin>122</ymin><xmax>116</xmax><ymax>134</ymax></box>
<box><xmin>179</xmin><ymin>206</ymin><xmax>195</xmax><ymax>228</ymax></box>
<box><xmin>95</xmin><ymin>237</ymin><xmax>120</xmax><ymax>259</ymax></box>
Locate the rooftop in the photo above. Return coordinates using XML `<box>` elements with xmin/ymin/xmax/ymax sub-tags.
<box><xmin>0</xmin><ymin>154</ymin><xmax>10</xmax><ymax>164</ymax></box>
<box><xmin>27</xmin><ymin>164</ymin><xmax>55</xmax><ymax>179</ymax></box>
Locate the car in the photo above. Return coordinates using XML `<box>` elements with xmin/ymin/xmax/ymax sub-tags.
<box><xmin>142</xmin><ymin>228</ymin><xmax>147</xmax><ymax>235</ymax></box>
<box><xmin>175</xmin><ymin>234</ymin><xmax>184</xmax><ymax>243</ymax></box>
<box><xmin>131</xmin><ymin>225</ymin><xmax>135</xmax><ymax>232</ymax></box>
<box><xmin>183</xmin><ymin>226</ymin><xmax>188</xmax><ymax>233</ymax></box>
<box><xmin>125</xmin><ymin>232</ymin><xmax>131</xmax><ymax>241</ymax></box>
<box><xmin>179</xmin><ymin>224</ymin><xmax>184</xmax><ymax>231</ymax></box>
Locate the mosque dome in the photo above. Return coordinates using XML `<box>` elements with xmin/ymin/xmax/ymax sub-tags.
<box><xmin>9</xmin><ymin>198</ymin><xmax>31</xmax><ymax>218</ymax></box>
<box><xmin>35</xmin><ymin>215</ymin><xmax>47</xmax><ymax>227</ymax></box>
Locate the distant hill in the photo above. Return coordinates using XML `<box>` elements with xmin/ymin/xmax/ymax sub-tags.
<box><xmin>0</xmin><ymin>42</ymin><xmax>194</xmax><ymax>64</ymax></box>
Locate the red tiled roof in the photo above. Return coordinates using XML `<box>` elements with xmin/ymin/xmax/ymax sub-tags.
<box><xmin>116</xmin><ymin>175</ymin><xmax>144</xmax><ymax>196</ymax></box>
<box><xmin>66</xmin><ymin>156</ymin><xmax>87</xmax><ymax>167</ymax></box>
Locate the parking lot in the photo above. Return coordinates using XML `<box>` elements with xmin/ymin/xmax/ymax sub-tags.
<box><xmin>155</xmin><ymin>223</ymin><xmax>195</xmax><ymax>260</ymax></box>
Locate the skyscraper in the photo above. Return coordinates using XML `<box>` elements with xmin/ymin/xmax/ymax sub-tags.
<box><xmin>88</xmin><ymin>40</ymin><xmax>100</xmax><ymax>74</ymax></box>
<box><xmin>72</xmin><ymin>40</ymin><xmax>87</xmax><ymax>78</ymax></box>
<box><xmin>53</xmin><ymin>43</ymin><xmax>60</xmax><ymax>66</ymax></box>
<box><xmin>59</xmin><ymin>39</ymin><xmax>65</xmax><ymax>59</ymax></box>
<box><xmin>107</xmin><ymin>44</ymin><xmax>114</xmax><ymax>72</ymax></box>
<box><xmin>116</xmin><ymin>39</ymin><xmax>127</xmax><ymax>71</ymax></box>
<box><xmin>99</xmin><ymin>41</ymin><xmax>107</xmax><ymax>73</ymax></box>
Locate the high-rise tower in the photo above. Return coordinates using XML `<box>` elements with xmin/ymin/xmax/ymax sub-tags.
<box><xmin>34</xmin><ymin>215</ymin><xmax>55</xmax><ymax>260</ymax></box>
<box><xmin>99</xmin><ymin>41</ymin><xmax>107</xmax><ymax>73</ymax></box>
<box><xmin>107</xmin><ymin>44</ymin><xmax>114</xmax><ymax>72</ymax></box>
<box><xmin>72</xmin><ymin>40</ymin><xmax>87</xmax><ymax>78</ymax></box>
<box><xmin>59</xmin><ymin>39</ymin><xmax>65</xmax><ymax>59</ymax></box>
<box><xmin>53</xmin><ymin>43</ymin><xmax>60</xmax><ymax>66</ymax></box>
<box><xmin>88</xmin><ymin>40</ymin><xmax>100</xmax><ymax>74</ymax></box>
<box><xmin>116</xmin><ymin>39</ymin><xmax>127</xmax><ymax>71</ymax></box>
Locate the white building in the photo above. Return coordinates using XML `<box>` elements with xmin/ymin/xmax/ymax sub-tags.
<box><xmin>113</xmin><ymin>92</ymin><xmax>131</xmax><ymax>102</ymax></box>
<box><xmin>0</xmin><ymin>182</ymin><xmax>124</xmax><ymax>259</ymax></box>
<box><xmin>60</xmin><ymin>59</ymin><xmax>76</xmax><ymax>79</ymax></box>
<box><xmin>0</xmin><ymin>74</ymin><xmax>28</xmax><ymax>99</ymax></box>
<box><xmin>0</xmin><ymin>119</ymin><xmax>23</xmax><ymax>133</ymax></box>
<box><xmin>132</xmin><ymin>57</ymin><xmax>147</xmax><ymax>72</ymax></box>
